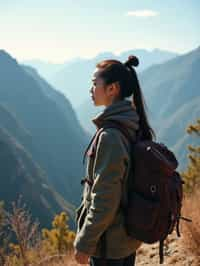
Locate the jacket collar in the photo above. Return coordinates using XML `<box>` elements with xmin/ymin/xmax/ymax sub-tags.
<box><xmin>91</xmin><ymin>99</ymin><xmax>140</xmax><ymax>136</ymax></box>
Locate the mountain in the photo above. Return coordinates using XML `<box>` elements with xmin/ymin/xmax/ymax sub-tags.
<box><xmin>138</xmin><ymin>46</ymin><xmax>200</xmax><ymax>171</ymax></box>
<box><xmin>140</xmin><ymin>46</ymin><xmax>200</xmax><ymax>121</ymax></box>
<box><xmin>22</xmin><ymin>58</ymin><xmax>82</xmax><ymax>82</ymax></box>
<box><xmin>23</xmin><ymin>49</ymin><xmax>178</xmax><ymax>108</ymax></box>
<box><xmin>0</xmin><ymin>105</ymin><xmax>75</xmax><ymax>228</ymax></box>
<box><xmin>0</xmin><ymin>50</ymin><xmax>90</xmax><ymax>207</ymax></box>
<box><xmin>119</xmin><ymin>48</ymin><xmax>178</xmax><ymax>72</ymax></box>
<box><xmin>22</xmin><ymin>65</ymin><xmax>90</xmax><ymax>140</ymax></box>
<box><xmin>21</xmin><ymin>59</ymin><xmax>64</xmax><ymax>82</ymax></box>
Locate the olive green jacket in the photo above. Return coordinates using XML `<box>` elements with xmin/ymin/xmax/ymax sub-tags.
<box><xmin>73</xmin><ymin>99</ymin><xmax>142</xmax><ymax>258</ymax></box>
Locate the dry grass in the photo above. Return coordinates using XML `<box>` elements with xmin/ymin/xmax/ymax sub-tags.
<box><xmin>4</xmin><ymin>250</ymin><xmax>79</xmax><ymax>266</ymax></box>
<box><xmin>30</xmin><ymin>251</ymin><xmax>78</xmax><ymax>266</ymax></box>
<box><xmin>181</xmin><ymin>187</ymin><xmax>200</xmax><ymax>262</ymax></box>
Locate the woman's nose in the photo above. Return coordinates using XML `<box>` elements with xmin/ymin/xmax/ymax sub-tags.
<box><xmin>89</xmin><ymin>87</ymin><xmax>93</xmax><ymax>94</ymax></box>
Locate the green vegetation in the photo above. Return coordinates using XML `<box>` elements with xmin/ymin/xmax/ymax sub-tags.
<box><xmin>181</xmin><ymin>119</ymin><xmax>200</xmax><ymax>192</ymax></box>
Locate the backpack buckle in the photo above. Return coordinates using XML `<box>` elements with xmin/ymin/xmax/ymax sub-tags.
<box><xmin>150</xmin><ymin>185</ymin><xmax>157</xmax><ymax>194</ymax></box>
<box><xmin>81</xmin><ymin>178</ymin><xmax>94</xmax><ymax>187</ymax></box>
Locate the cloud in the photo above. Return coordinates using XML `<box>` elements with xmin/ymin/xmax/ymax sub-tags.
<box><xmin>126</xmin><ymin>10</ymin><xmax>159</xmax><ymax>18</ymax></box>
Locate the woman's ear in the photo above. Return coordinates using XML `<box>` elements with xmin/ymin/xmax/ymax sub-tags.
<box><xmin>107</xmin><ymin>81</ymin><xmax>120</xmax><ymax>97</ymax></box>
<box><xmin>112</xmin><ymin>81</ymin><xmax>121</xmax><ymax>97</ymax></box>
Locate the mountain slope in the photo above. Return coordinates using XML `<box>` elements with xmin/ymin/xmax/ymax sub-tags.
<box><xmin>139</xmin><ymin>46</ymin><xmax>200</xmax><ymax>170</ymax></box>
<box><xmin>0</xmin><ymin>120</ymin><xmax>75</xmax><ymax>228</ymax></box>
<box><xmin>23</xmin><ymin>65</ymin><xmax>90</xmax><ymax>140</ymax></box>
<box><xmin>0</xmin><ymin>50</ymin><xmax>89</xmax><ymax>206</ymax></box>
<box><xmin>140</xmin><ymin>46</ymin><xmax>200</xmax><ymax>121</ymax></box>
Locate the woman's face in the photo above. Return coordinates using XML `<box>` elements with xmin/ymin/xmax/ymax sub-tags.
<box><xmin>90</xmin><ymin>68</ymin><xmax>119</xmax><ymax>107</ymax></box>
<box><xmin>90</xmin><ymin>68</ymin><xmax>109</xmax><ymax>106</ymax></box>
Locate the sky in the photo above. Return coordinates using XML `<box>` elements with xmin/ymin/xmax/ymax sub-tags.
<box><xmin>0</xmin><ymin>0</ymin><xmax>199</xmax><ymax>63</ymax></box>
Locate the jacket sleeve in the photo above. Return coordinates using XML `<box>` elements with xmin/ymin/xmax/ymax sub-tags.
<box><xmin>73</xmin><ymin>129</ymin><xmax>129</xmax><ymax>255</ymax></box>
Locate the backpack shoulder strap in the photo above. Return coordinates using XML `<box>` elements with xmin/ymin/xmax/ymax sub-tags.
<box><xmin>159</xmin><ymin>239</ymin><xmax>164</xmax><ymax>264</ymax></box>
<box><xmin>82</xmin><ymin>127</ymin><xmax>104</xmax><ymax>164</ymax></box>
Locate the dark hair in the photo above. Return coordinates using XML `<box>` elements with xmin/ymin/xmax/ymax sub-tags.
<box><xmin>96</xmin><ymin>55</ymin><xmax>156</xmax><ymax>141</ymax></box>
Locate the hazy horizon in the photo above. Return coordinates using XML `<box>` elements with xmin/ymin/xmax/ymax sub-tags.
<box><xmin>20</xmin><ymin>47</ymin><xmax>182</xmax><ymax>64</ymax></box>
<box><xmin>0</xmin><ymin>0</ymin><xmax>199</xmax><ymax>63</ymax></box>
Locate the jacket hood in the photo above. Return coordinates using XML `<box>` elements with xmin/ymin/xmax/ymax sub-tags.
<box><xmin>92</xmin><ymin>99</ymin><xmax>140</xmax><ymax>137</ymax></box>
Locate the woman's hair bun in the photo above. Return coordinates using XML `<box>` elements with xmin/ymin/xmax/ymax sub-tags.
<box><xmin>124</xmin><ymin>55</ymin><xmax>139</xmax><ymax>68</ymax></box>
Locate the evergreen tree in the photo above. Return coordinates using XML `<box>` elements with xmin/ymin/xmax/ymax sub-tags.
<box><xmin>181</xmin><ymin>119</ymin><xmax>200</xmax><ymax>192</ymax></box>
<box><xmin>42</xmin><ymin>212</ymin><xmax>75</xmax><ymax>255</ymax></box>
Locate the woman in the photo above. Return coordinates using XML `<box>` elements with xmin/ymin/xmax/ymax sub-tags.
<box><xmin>74</xmin><ymin>55</ymin><xmax>156</xmax><ymax>266</ymax></box>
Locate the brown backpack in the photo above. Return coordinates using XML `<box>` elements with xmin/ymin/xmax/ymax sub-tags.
<box><xmin>82</xmin><ymin>120</ymin><xmax>191</xmax><ymax>264</ymax></box>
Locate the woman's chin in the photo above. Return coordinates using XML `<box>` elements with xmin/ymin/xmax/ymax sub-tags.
<box><xmin>91</xmin><ymin>98</ymin><xmax>101</xmax><ymax>106</ymax></box>
<box><xmin>93</xmin><ymin>101</ymin><xmax>100</xmax><ymax>106</ymax></box>
<box><xmin>91</xmin><ymin>98</ymin><xmax>97</xmax><ymax>105</ymax></box>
